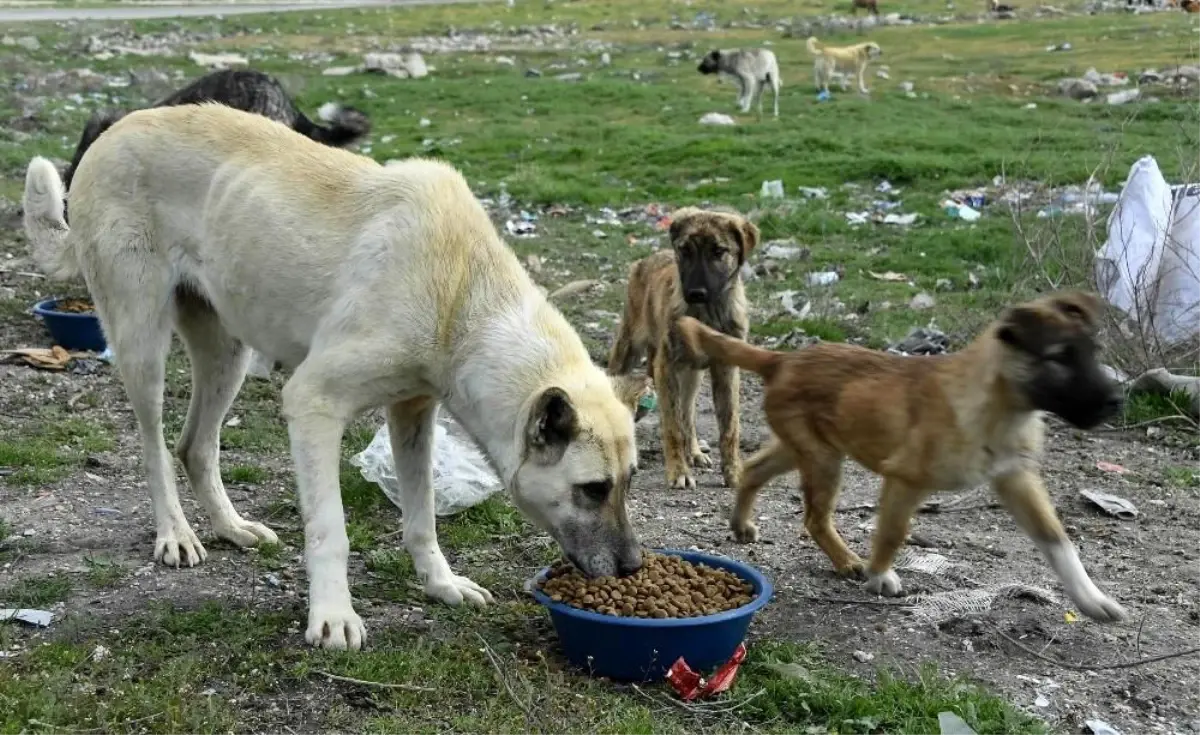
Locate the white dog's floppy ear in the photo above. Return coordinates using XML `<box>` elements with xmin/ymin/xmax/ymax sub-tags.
<box><xmin>525</xmin><ymin>387</ymin><xmax>579</xmax><ymax>462</ymax></box>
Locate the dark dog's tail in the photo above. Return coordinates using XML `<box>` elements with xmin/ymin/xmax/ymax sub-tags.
<box><xmin>63</xmin><ymin>110</ymin><xmax>125</xmax><ymax>193</ymax></box>
<box><xmin>293</xmin><ymin>102</ymin><xmax>371</xmax><ymax>147</ymax></box>
<box><xmin>677</xmin><ymin>317</ymin><xmax>780</xmax><ymax>377</ymax></box>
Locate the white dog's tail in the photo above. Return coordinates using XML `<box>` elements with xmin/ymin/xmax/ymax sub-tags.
<box><xmin>23</xmin><ymin>157</ymin><xmax>79</xmax><ymax>281</ymax></box>
<box><xmin>806</xmin><ymin>36</ymin><xmax>823</xmax><ymax>55</ymax></box>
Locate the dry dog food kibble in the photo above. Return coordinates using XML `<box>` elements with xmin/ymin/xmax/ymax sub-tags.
<box><xmin>539</xmin><ymin>552</ymin><xmax>755</xmax><ymax>618</ymax></box>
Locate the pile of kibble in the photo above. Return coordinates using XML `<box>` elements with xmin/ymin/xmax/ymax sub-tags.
<box><xmin>538</xmin><ymin>552</ymin><xmax>755</xmax><ymax>618</ymax></box>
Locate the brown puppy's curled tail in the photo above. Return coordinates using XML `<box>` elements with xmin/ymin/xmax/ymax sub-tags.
<box><xmin>677</xmin><ymin>317</ymin><xmax>780</xmax><ymax>377</ymax></box>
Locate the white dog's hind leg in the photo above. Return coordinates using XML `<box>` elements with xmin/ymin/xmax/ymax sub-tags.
<box><xmin>282</xmin><ymin>368</ymin><xmax>364</xmax><ymax>650</ymax></box>
<box><xmin>387</xmin><ymin>398</ymin><xmax>494</xmax><ymax>607</ymax></box>
<box><xmin>174</xmin><ymin>296</ymin><xmax>279</xmax><ymax>549</ymax></box>
<box><xmin>97</xmin><ymin>249</ymin><xmax>207</xmax><ymax>568</ymax></box>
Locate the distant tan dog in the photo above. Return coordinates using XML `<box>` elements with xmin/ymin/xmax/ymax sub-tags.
<box><xmin>806</xmin><ymin>36</ymin><xmax>882</xmax><ymax>95</ymax></box>
<box><xmin>678</xmin><ymin>291</ymin><xmax>1129</xmax><ymax>623</ymax></box>
<box><xmin>609</xmin><ymin>208</ymin><xmax>759</xmax><ymax>490</ymax></box>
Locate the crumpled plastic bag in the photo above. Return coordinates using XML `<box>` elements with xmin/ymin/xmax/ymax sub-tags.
<box><xmin>350</xmin><ymin>416</ymin><xmax>503</xmax><ymax>517</ymax></box>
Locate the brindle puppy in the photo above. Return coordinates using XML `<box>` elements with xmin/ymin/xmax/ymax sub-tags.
<box><xmin>608</xmin><ymin>207</ymin><xmax>759</xmax><ymax>490</ymax></box>
<box><xmin>677</xmin><ymin>291</ymin><xmax>1129</xmax><ymax>623</ymax></box>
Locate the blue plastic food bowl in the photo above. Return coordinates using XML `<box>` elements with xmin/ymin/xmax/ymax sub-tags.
<box><xmin>531</xmin><ymin>548</ymin><xmax>773</xmax><ymax>682</ymax></box>
<box><xmin>32</xmin><ymin>298</ymin><xmax>107</xmax><ymax>352</ymax></box>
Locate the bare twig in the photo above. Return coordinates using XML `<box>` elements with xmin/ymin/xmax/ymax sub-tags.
<box><xmin>1135</xmin><ymin>614</ymin><xmax>1147</xmax><ymax>659</ymax></box>
<box><xmin>801</xmin><ymin>595</ymin><xmax>907</xmax><ymax>607</ymax></box>
<box><xmin>475</xmin><ymin>633</ymin><xmax>538</xmax><ymax>727</ymax></box>
<box><xmin>28</xmin><ymin>710</ymin><xmax>165</xmax><ymax>730</ymax></box>
<box><xmin>995</xmin><ymin>627</ymin><xmax>1200</xmax><ymax>671</ymax></box>
<box><xmin>313</xmin><ymin>670</ymin><xmax>436</xmax><ymax>692</ymax></box>
<box><xmin>1098</xmin><ymin>414</ymin><xmax>1199</xmax><ymax>432</ymax></box>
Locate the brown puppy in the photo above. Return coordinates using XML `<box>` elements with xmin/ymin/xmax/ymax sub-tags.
<box><xmin>806</xmin><ymin>36</ymin><xmax>882</xmax><ymax>95</ymax></box>
<box><xmin>852</xmin><ymin>0</ymin><xmax>880</xmax><ymax>15</ymax></box>
<box><xmin>677</xmin><ymin>291</ymin><xmax>1128</xmax><ymax>622</ymax></box>
<box><xmin>609</xmin><ymin>207</ymin><xmax>760</xmax><ymax>490</ymax></box>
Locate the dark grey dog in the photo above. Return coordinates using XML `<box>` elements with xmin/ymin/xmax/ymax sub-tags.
<box><xmin>62</xmin><ymin>68</ymin><xmax>371</xmax><ymax>195</ymax></box>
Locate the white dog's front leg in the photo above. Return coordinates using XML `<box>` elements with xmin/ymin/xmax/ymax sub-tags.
<box><xmin>387</xmin><ymin>399</ymin><xmax>494</xmax><ymax>607</ymax></box>
<box><xmin>283</xmin><ymin>380</ymin><xmax>364</xmax><ymax>650</ymax></box>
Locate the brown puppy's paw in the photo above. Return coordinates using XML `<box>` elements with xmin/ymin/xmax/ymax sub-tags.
<box><xmin>834</xmin><ymin>556</ymin><xmax>867</xmax><ymax>580</ymax></box>
<box><xmin>691</xmin><ymin>450</ymin><xmax>714</xmax><ymax>469</ymax></box>
<box><xmin>730</xmin><ymin>518</ymin><xmax>759</xmax><ymax>543</ymax></box>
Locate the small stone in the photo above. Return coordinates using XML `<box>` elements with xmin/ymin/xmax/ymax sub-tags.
<box><xmin>935</xmin><ymin>278</ymin><xmax>953</xmax><ymax>292</ymax></box>
<box><xmin>265</xmin><ymin>573</ymin><xmax>282</xmax><ymax>588</ymax></box>
<box><xmin>852</xmin><ymin>650</ymin><xmax>874</xmax><ymax>663</ymax></box>
<box><xmin>600</xmin><ymin>52</ymin><xmax>612</xmax><ymax>67</ymax></box>
<box><xmin>22</xmin><ymin>528</ymin><xmax>35</xmax><ymax>537</ymax></box>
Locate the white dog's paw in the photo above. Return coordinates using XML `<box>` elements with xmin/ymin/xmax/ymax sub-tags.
<box><xmin>213</xmin><ymin>516</ymin><xmax>279</xmax><ymax>549</ymax></box>
<box><xmin>669</xmin><ymin>472</ymin><xmax>697</xmax><ymax>490</ymax></box>
<box><xmin>1072</xmin><ymin>591</ymin><xmax>1128</xmax><ymax>623</ymax></box>
<box><xmin>305</xmin><ymin>605</ymin><xmax>366</xmax><ymax>650</ymax></box>
<box><xmin>154</xmin><ymin>522</ymin><xmax>207</xmax><ymax>568</ymax></box>
<box><xmin>864</xmin><ymin>569</ymin><xmax>903</xmax><ymax>597</ymax></box>
<box><xmin>425</xmin><ymin>574</ymin><xmax>494</xmax><ymax>607</ymax></box>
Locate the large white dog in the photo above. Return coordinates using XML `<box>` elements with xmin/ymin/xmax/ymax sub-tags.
<box><xmin>23</xmin><ymin>103</ymin><xmax>646</xmax><ymax>650</ymax></box>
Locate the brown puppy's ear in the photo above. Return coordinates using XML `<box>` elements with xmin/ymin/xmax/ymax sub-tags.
<box><xmin>525</xmin><ymin>387</ymin><xmax>578</xmax><ymax>463</ymax></box>
<box><xmin>1053</xmin><ymin>291</ymin><xmax>1103</xmax><ymax>330</ymax></box>
<box><xmin>996</xmin><ymin>306</ymin><xmax>1051</xmax><ymax>356</ymax></box>
<box><xmin>731</xmin><ymin>219</ymin><xmax>760</xmax><ymax>264</ymax></box>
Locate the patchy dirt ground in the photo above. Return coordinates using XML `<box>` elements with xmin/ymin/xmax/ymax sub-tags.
<box><xmin>2</xmin><ymin>220</ymin><xmax>1198</xmax><ymax>734</ymax></box>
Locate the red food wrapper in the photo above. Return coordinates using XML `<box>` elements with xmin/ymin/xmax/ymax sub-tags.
<box><xmin>665</xmin><ymin>643</ymin><xmax>748</xmax><ymax>701</ymax></box>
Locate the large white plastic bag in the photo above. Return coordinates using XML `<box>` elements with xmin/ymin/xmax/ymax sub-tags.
<box><xmin>350</xmin><ymin>416</ymin><xmax>503</xmax><ymax>517</ymax></box>
<box><xmin>1096</xmin><ymin>156</ymin><xmax>1172</xmax><ymax>331</ymax></box>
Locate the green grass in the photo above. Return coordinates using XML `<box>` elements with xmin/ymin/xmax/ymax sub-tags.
<box><xmin>0</xmin><ymin>602</ymin><xmax>1042</xmax><ymax>734</ymax></box>
<box><xmin>0</xmin><ymin>415</ymin><xmax>114</xmax><ymax>484</ymax></box>
<box><xmin>222</xmin><ymin>463</ymin><xmax>270</xmax><ymax>484</ymax></box>
<box><xmin>0</xmin><ymin>574</ymin><xmax>72</xmax><ymax>608</ymax></box>
<box><xmin>83</xmin><ymin>556</ymin><xmax>127</xmax><ymax>588</ymax></box>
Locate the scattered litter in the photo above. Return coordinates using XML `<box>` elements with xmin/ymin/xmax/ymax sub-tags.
<box><xmin>188</xmin><ymin>51</ymin><xmax>248</xmax><ymax>69</ymax></box>
<box><xmin>895</xmin><ymin>549</ymin><xmax>955</xmax><ymax>575</ymax></box>
<box><xmin>699</xmin><ymin>112</ymin><xmax>736</xmax><ymax>126</ymax></box>
<box><xmin>0</xmin><ymin>609</ymin><xmax>53</xmax><ymax>628</ymax></box>
<box><xmin>549</xmin><ymin>279</ymin><xmax>602</xmax><ymax>300</ymax></box>
<box><xmin>1085</xmin><ymin>720</ymin><xmax>1124</xmax><ymax>735</ymax></box>
<box><xmin>807</xmin><ymin>271</ymin><xmax>840</xmax><ymax>286</ymax></box>
<box><xmin>1024</xmin><ymin>102</ymin><xmax>1038</xmax><ymax>109</ymax></box>
<box><xmin>666</xmin><ymin>643</ymin><xmax>747</xmax><ymax>701</ymax></box>
<box><xmin>1057</xmin><ymin>78</ymin><xmax>1098</xmax><ymax>100</ymax></box>
<box><xmin>91</xmin><ymin>644</ymin><xmax>110</xmax><ymax>662</ymax></box>
<box><xmin>938</xmin><ymin>711</ymin><xmax>979</xmax><ymax>735</ymax></box>
<box><xmin>505</xmin><ymin>218</ymin><xmax>537</xmax><ymax>237</ymax></box>
<box><xmin>1</xmin><ymin>346</ymin><xmax>86</xmax><ymax>371</ymax></box>
<box><xmin>909</xmin><ymin>292</ymin><xmax>936</xmax><ymax>310</ymax></box>
<box><xmin>1034</xmin><ymin>695</ymin><xmax>1051</xmax><ymax>708</ymax></box>
<box><xmin>362</xmin><ymin>51</ymin><xmax>429</xmax><ymax>79</ymax></box>
<box><xmin>1081</xmin><ymin>490</ymin><xmax>1139</xmax><ymax>521</ymax></box>
<box><xmin>797</xmin><ymin>186</ymin><xmax>829</xmax><ymax>199</ymax></box>
<box><xmin>876</xmin><ymin>180</ymin><xmax>894</xmax><ymax>194</ymax></box>
<box><xmin>778</xmin><ymin>291</ymin><xmax>812</xmax><ymax>318</ymax></box>
<box><xmin>942</xmin><ymin>199</ymin><xmax>981</xmax><ymax>221</ymax></box>
<box><xmin>900</xmin><ymin>80</ymin><xmax>916</xmax><ymax>97</ymax></box>
<box><xmin>1064</xmin><ymin>610</ymin><xmax>1079</xmax><ymax>623</ymax></box>
<box><xmin>1096</xmin><ymin>461</ymin><xmax>1130</xmax><ymax>475</ymax></box>
<box><xmin>869</xmin><ymin>271</ymin><xmax>908</xmax><ymax>282</ymax></box>
<box><xmin>816</xmin><ymin>89</ymin><xmax>831</xmax><ymax>102</ymax></box>
<box><xmin>1083</xmin><ymin>68</ymin><xmax>1129</xmax><ymax>87</ymax></box>
<box><xmin>351</xmin><ymin>418</ymin><xmax>502</xmax><ymax>517</ymax></box>
<box><xmin>884</xmin><ymin>212</ymin><xmax>919</xmax><ymax>226</ymax></box>
<box><xmin>892</xmin><ymin>329</ymin><xmax>955</xmax><ymax>357</ymax></box>
<box><xmin>904</xmin><ymin>583</ymin><xmax>1057</xmax><ymax>626</ymax></box>
<box><xmin>760</xmin><ymin>180</ymin><xmax>785</xmax><ymax>199</ymax></box>
<box><xmin>591</xmin><ymin>229</ymin><xmax>607</xmax><ymax>238</ymax></box>
<box><xmin>555</xmin><ymin>72</ymin><xmax>584</xmax><ymax>82</ymax></box>
<box><xmin>1046</xmin><ymin>42</ymin><xmax>1072</xmax><ymax>52</ymax></box>
<box><xmin>93</xmin><ymin>507</ymin><xmax>120</xmax><ymax>516</ymax></box>
<box><xmin>763</xmin><ymin>240</ymin><xmax>809</xmax><ymax>261</ymax></box>
<box><xmin>852</xmin><ymin>650</ymin><xmax>874</xmax><ymax>663</ymax></box>
<box><xmin>1106</xmin><ymin>89</ymin><xmax>1140</xmax><ymax>106</ymax></box>
<box><xmin>845</xmin><ymin>211</ymin><xmax>870</xmax><ymax>227</ymax></box>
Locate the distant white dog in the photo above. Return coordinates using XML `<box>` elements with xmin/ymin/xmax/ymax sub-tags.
<box><xmin>697</xmin><ymin>48</ymin><xmax>782</xmax><ymax>118</ymax></box>
<box><xmin>806</xmin><ymin>36</ymin><xmax>882</xmax><ymax>95</ymax></box>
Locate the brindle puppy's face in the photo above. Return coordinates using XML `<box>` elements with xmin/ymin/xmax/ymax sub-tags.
<box><xmin>997</xmin><ymin>291</ymin><xmax>1123</xmax><ymax>430</ymax></box>
<box><xmin>669</xmin><ymin>207</ymin><xmax>760</xmax><ymax>306</ymax></box>
<box><xmin>698</xmin><ymin>50</ymin><xmax>721</xmax><ymax>75</ymax></box>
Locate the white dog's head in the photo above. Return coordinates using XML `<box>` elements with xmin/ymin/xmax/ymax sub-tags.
<box><xmin>865</xmin><ymin>42</ymin><xmax>883</xmax><ymax>59</ymax></box>
<box><xmin>510</xmin><ymin>372</ymin><xmax>645</xmax><ymax>578</ymax></box>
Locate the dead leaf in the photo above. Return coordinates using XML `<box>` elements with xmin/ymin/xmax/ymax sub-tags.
<box><xmin>1096</xmin><ymin>461</ymin><xmax>1130</xmax><ymax>474</ymax></box>
<box><xmin>1</xmin><ymin>346</ymin><xmax>82</xmax><ymax>370</ymax></box>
